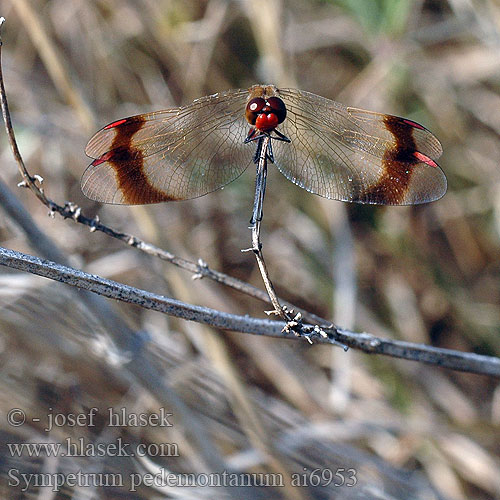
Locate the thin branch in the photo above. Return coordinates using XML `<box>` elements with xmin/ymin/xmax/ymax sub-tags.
<box><xmin>1</xmin><ymin>17</ymin><xmax>499</xmax><ymax>377</ymax></box>
<box><xmin>1</xmin><ymin>246</ymin><xmax>499</xmax><ymax>378</ymax></box>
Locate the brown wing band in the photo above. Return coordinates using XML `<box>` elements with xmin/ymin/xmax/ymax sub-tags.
<box><xmin>358</xmin><ymin>116</ymin><xmax>423</xmax><ymax>204</ymax></box>
<box><xmin>93</xmin><ymin>118</ymin><xmax>178</xmax><ymax>204</ymax></box>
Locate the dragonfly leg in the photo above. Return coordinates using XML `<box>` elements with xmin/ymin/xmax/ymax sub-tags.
<box><xmin>252</xmin><ymin>136</ymin><xmax>264</xmax><ymax>164</ymax></box>
<box><xmin>273</xmin><ymin>129</ymin><xmax>291</xmax><ymax>143</ymax></box>
<box><xmin>244</xmin><ymin>127</ymin><xmax>258</xmax><ymax>144</ymax></box>
<box><xmin>246</xmin><ymin>129</ymin><xmax>289</xmax><ymax>164</ymax></box>
<box><xmin>266</xmin><ymin>139</ymin><xmax>275</xmax><ymax>163</ymax></box>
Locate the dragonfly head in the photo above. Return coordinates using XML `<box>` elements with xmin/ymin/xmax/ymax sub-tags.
<box><xmin>245</xmin><ymin>93</ymin><xmax>287</xmax><ymax>132</ymax></box>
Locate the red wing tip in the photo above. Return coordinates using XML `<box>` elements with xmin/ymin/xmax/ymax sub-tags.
<box><xmin>91</xmin><ymin>151</ymin><xmax>115</xmax><ymax>166</ymax></box>
<box><xmin>104</xmin><ymin>118</ymin><xmax>128</xmax><ymax>129</ymax></box>
<box><xmin>413</xmin><ymin>151</ymin><xmax>439</xmax><ymax>168</ymax></box>
<box><xmin>401</xmin><ymin>118</ymin><xmax>426</xmax><ymax>130</ymax></box>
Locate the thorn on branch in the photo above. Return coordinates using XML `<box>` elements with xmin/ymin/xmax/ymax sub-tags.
<box><xmin>19</xmin><ymin>173</ymin><xmax>44</xmax><ymax>189</ymax></box>
<box><xmin>265</xmin><ymin>308</ymin><xmax>281</xmax><ymax>316</ymax></box>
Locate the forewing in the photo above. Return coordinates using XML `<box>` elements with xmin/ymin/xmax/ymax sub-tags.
<box><xmin>82</xmin><ymin>89</ymin><xmax>252</xmax><ymax>204</ymax></box>
<box><xmin>274</xmin><ymin>88</ymin><xmax>446</xmax><ymax>205</ymax></box>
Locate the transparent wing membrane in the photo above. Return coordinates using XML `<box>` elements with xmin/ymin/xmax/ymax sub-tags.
<box><xmin>82</xmin><ymin>85</ymin><xmax>446</xmax><ymax>206</ymax></box>
<box><xmin>82</xmin><ymin>90</ymin><xmax>252</xmax><ymax>204</ymax></box>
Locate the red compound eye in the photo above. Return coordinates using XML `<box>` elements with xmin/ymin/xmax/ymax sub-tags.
<box><xmin>255</xmin><ymin>113</ymin><xmax>279</xmax><ymax>132</ymax></box>
<box><xmin>266</xmin><ymin>97</ymin><xmax>287</xmax><ymax>124</ymax></box>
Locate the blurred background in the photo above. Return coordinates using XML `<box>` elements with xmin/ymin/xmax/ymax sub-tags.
<box><xmin>0</xmin><ymin>0</ymin><xmax>499</xmax><ymax>499</ymax></box>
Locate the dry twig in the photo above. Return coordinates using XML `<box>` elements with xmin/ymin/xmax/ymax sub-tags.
<box><xmin>1</xmin><ymin>16</ymin><xmax>499</xmax><ymax>378</ymax></box>
<box><xmin>1</xmin><ymin>246</ymin><xmax>499</xmax><ymax>377</ymax></box>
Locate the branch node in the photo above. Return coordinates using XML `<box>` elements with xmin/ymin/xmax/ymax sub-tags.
<box><xmin>63</xmin><ymin>201</ymin><xmax>77</xmax><ymax>211</ymax></box>
<box><xmin>61</xmin><ymin>201</ymin><xmax>81</xmax><ymax>221</ymax></box>
<box><xmin>89</xmin><ymin>215</ymin><xmax>100</xmax><ymax>232</ymax></box>
<box><xmin>192</xmin><ymin>258</ymin><xmax>208</xmax><ymax>280</ymax></box>
<box><xmin>313</xmin><ymin>324</ymin><xmax>328</xmax><ymax>338</ymax></box>
<box><xmin>73</xmin><ymin>207</ymin><xmax>82</xmax><ymax>221</ymax></box>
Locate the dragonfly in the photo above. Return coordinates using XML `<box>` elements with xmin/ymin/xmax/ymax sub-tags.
<box><xmin>82</xmin><ymin>84</ymin><xmax>446</xmax><ymax>220</ymax></box>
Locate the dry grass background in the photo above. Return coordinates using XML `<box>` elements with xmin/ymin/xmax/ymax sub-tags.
<box><xmin>0</xmin><ymin>0</ymin><xmax>499</xmax><ymax>499</ymax></box>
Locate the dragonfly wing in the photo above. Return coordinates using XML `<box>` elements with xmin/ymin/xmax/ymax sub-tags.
<box><xmin>82</xmin><ymin>89</ymin><xmax>252</xmax><ymax>204</ymax></box>
<box><xmin>274</xmin><ymin>88</ymin><xmax>446</xmax><ymax>205</ymax></box>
